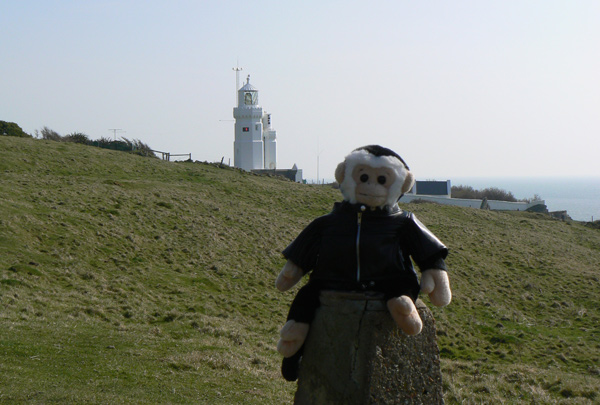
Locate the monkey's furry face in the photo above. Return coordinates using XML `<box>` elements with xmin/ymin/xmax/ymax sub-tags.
<box><xmin>336</xmin><ymin>148</ymin><xmax>414</xmax><ymax>208</ymax></box>
<box><xmin>352</xmin><ymin>164</ymin><xmax>397</xmax><ymax>207</ymax></box>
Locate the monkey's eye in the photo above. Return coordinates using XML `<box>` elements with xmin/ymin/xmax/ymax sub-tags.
<box><xmin>360</xmin><ymin>174</ymin><xmax>369</xmax><ymax>183</ymax></box>
<box><xmin>377</xmin><ymin>176</ymin><xmax>386</xmax><ymax>185</ymax></box>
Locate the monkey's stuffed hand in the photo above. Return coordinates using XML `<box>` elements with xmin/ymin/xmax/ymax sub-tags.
<box><xmin>387</xmin><ymin>296</ymin><xmax>423</xmax><ymax>335</ymax></box>
<box><xmin>275</xmin><ymin>260</ymin><xmax>304</xmax><ymax>292</ymax></box>
<box><xmin>420</xmin><ymin>269</ymin><xmax>452</xmax><ymax>307</ymax></box>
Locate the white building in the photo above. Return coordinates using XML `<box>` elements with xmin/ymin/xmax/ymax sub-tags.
<box><xmin>402</xmin><ymin>180</ymin><xmax>546</xmax><ymax>212</ymax></box>
<box><xmin>233</xmin><ymin>76</ymin><xmax>277</xmax><ymax>171</ymax></box>
<box><xmin>262</xmin><ymin>112</ymin><xmax>277</xmax><ymax>169</ymax></box>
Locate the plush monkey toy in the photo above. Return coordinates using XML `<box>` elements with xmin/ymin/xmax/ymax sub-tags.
<box><xmin>275</xmin><ymin>145</ymin><xmax>452</xmax><ymax>381</ymax></box>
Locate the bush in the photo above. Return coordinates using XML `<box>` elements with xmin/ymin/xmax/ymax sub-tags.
<box><xmin>37</xmin><ymin>126</ymin><xmax>63</xmax><ymax>141</ymax></box>
<box><xmin>124</xmin><ymin>137</ymin><xmax>154</xmax><ymax>157</ymax></box>
<box><xmin>585</xmin><ymin>220</ymin><xmax>600</xmax><ymax>230</ymax></box>
<box><xmin>93</xmin><ymin>137</ymin><xmax>114</xmax><ymax>148</ymax></box>
<box><xmin>32</xmin><ymin>125</ymin><xmax>156</xmax><ymax>159</ymax></box>
<box><xmin>452</xmin><ymin>185</ymin><xmax>518</xmax><ymax>202</ymax></box>
<box><xmin>63</xmin><ymin>132</ymin><xmax>90</xmax><ymax>144</ymax></box>
<box><xmin>482</xmin><ymin>187</ymin><xmax>518</xmax><ymax>202</ymax></box>
<box><xmin>451</xmin><ymin>185</ymin><xmax>476</xmax><ymax>199</ymax></box>
<box><xmin>0</xmin><ymin>121</ymin><xmax>32</xmax><ymax>138</ymax></box>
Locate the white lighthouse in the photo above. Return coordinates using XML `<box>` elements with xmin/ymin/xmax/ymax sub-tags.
<box><xmin>233</xmin><ymin>76</ymin><xmax>277</xmax><ymax>171</ymax></box>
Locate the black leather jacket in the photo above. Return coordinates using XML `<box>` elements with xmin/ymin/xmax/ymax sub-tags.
<box><xmin>283</xmin><ymin>201</ymin><xmax>448</xmax><ymax>294</ymax></box>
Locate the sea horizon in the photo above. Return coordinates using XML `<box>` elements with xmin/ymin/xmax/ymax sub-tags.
<box><xmin>451</xmin><ymin>176</ymin><xmax>600</xmax><ymax>222</ymax></box>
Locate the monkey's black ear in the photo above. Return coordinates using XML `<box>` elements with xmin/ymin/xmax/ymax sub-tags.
<box><xmin>335</xmin><ymin>162</ymin><xmax>346</xmax><ymax>184</ymax></box>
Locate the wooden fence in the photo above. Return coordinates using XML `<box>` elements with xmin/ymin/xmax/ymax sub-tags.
<box><xmin>152</xmin><ymin>150</ymin><xmax>191</xmax><ymax>161</ymax></box>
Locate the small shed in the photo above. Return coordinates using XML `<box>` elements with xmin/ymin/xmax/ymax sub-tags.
<box><xmin>408</xmin><ymin>180</ymin><xmax>451</xmax><ymax>198</ymax></box>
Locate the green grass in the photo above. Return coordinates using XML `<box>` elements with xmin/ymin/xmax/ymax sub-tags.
<box><xmin>1</xmin><ymin>136</ymin><xmax>599</xmax><ymax>403</ymax></box>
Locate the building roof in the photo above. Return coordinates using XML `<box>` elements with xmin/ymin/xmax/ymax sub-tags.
<box><xmin>239</xmin><ymin>76</ymin><xmax>257</xmax><ymax>92</ymax></box>
<box><xmin>413</xmin><ymin>180</ymin><xmax>451</xmax><ymax>196</ymax></box>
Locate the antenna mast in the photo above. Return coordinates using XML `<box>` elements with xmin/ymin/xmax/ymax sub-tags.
<box><xmin>108</xmin><ymin>128</ymin><xmax>125</xmax><ymax>141</ymax></box>
<box><xmin>232</xmin><ymin>61</ymin><xmax>243</xmax><ymax>104</ymax></box>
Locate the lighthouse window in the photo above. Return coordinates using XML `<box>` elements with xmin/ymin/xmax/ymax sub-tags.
<box><xmin>243</xmin><ymin>127</ymin><xmax>249</xmax><ymax>132</ymax></box>
<box><xmin>244</xmin><ymin>91</ymin><xmax>257</xmax><ymax>105</ymax></box>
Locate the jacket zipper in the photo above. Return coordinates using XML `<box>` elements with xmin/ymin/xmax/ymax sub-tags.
<box><xmin>356</xmin><ymin>209</ymin><xmax>364</xmax><ymax>282</ymax></box>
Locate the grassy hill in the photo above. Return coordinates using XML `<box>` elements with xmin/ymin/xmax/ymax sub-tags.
<box><xmin>1</xmin><ymin>136</ymin><xmax>598</xmax><ymax>404</ymax></box>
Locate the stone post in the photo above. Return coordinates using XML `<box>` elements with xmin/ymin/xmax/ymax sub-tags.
<box><xmin>294</xmin><ymin>291</ymin><xmax>444</xmax><ymax>405</ymax></box>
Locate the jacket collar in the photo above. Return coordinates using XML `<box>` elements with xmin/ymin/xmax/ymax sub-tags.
<box><xmin>334</xmin><ymin>200</ymin><xmax>401</xmax><ymax>215</ymax></box>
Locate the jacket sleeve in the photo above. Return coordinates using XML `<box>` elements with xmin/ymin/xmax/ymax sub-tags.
<box><xmin>282</xmin><ymin>217</ymin><xmax>325</xmax><ymax>275</ymax></box>
<box><xmin>404</xmin><ymin>213</ymin><xmax>448</xmax><ymax>271</ymax></box>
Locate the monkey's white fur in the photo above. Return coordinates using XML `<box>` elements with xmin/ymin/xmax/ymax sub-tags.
<box><xmin>338</xmin><ymin>149</ymin><xmax>413</xmax><ymax>208</ymax></box>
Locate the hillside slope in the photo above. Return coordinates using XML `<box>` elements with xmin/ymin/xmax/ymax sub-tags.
<box><xmin>1</xmin><ymin>136</ymin><xmax>598</xmax><ymax>403</ymax></box>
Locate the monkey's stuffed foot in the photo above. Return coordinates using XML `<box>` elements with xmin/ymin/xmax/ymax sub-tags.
<box><xmin>277</xmin><ymin>320</ymin><xmax>309</xmax><ymax>358</ymax></box>
<box><xmin>387</xmin><ymin>296</ymin><xmax>423</xmax><ymax>336</ymax></box>
<box><xmin>281</xmin><ymin>345</ymin><xmax>304</xmax><ymax>381</ymax></box>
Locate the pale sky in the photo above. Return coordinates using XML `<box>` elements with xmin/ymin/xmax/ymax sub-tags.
<box><xmin>2</xmin><ymin>1</ymin><xmax>599</xmax><ymax>181</ymax></box>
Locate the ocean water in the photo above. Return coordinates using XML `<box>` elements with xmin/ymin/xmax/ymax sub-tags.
<box><xmin>452</xmin><ymin>177</ymin><xmax>600</xmax><ymax>222</ymax></box>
